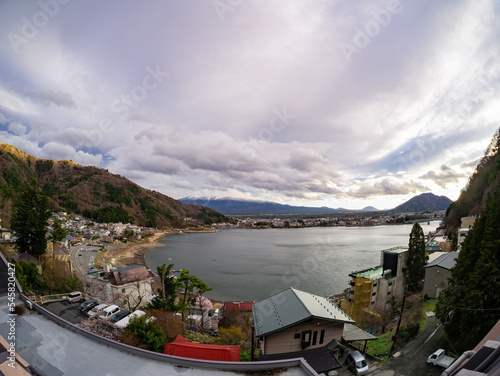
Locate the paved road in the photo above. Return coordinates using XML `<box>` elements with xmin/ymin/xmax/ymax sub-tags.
<box><xmin>370</xmin><ymin>316</ymin><xmax>445</xmax><ymax>376</ymax></box>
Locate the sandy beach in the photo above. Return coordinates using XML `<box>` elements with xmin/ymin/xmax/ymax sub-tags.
<box><xmin>98</xmin><ymin>231</ymin><xmax>174</xmax><ymax>269</ymax></box>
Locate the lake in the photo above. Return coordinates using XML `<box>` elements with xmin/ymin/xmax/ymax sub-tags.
<box><xmin>145</xmin><ymin>221</ymin><xmax>440</xmax><ymax>302</ymax></box>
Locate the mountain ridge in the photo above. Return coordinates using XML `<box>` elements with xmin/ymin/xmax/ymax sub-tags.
<box><xmin>0</xmin><ymin>143</ymin><xmax>229</xmax><ymax>228</ymax></box>
<box><xmin>391</xmin><ymin>192</ymin><xmax>453</xmax><ymax>213</ymax></box>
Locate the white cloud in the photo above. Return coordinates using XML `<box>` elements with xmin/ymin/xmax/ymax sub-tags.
<box><xmin>8</xmin><ymin>121</ymin><xmax>26</xmax><ymax>136</ymax></box>
<box><xmin>0</xmin><ymin>0</ymin><xmax>499</xmax><ymax>208</ymax></box>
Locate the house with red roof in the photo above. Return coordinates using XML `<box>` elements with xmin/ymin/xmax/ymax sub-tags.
<box><xmin>164</xmin><ymin>335</ymin><xmax>240</xmax><ymax>361</ymax></box>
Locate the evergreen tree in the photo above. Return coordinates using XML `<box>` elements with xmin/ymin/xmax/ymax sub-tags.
<box><xmin>50</xmin><ymin>218</ymin><xmax>68</xmax><ymax>243</ymax></box>
<box><xmin>407</xmin><ymin>222</ymin><xmax>427</xmax><ymax>291</ymax></box>
<box><xmin>436</xmin><ymin>189</ymin><xmax>500</xmax><ymax>352</ymax></box>
<box><xmin>147</xmin><ymin>263</ymin><xmax>180</xmax><ymax>311</ymax></box>
<box><xmin>177</xmin><ymin>269</ymin><xmax>213</xmax><ymax>309</ymax></box>
<box><xmin>11</xmin><ymin>177</ymin><xmax>51</xmax><ymax>258</ymax></box>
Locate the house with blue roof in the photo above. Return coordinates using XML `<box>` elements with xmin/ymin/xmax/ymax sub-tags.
<box><xmin>252</xmin><ymin>287</ymin><xmax>356</xmax><ymax>374</ymax></box>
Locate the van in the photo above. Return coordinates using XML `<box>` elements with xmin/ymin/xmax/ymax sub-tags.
<box><xmin>67</xmin><ymin>291</ymin><xmax>83</xmax><ymax>303</ymax></box>
<box><xmin>345</xmin><ymin>351</ymin><xmax>369</xmax><ymax>376</ymax></box>
<box><xmin>99</xmin><ymin>305</ymin><xmax>120</xmax><ymax>320</ymax></box>
<box><xmin>87</xmin><ymin>303</ymin><xmax>108</xmax><ymax>317</ymax></box>
<box><xmin>115</xmin><ymin>310</ymin><xmax>146</xmax><ymax>328</ymax></box>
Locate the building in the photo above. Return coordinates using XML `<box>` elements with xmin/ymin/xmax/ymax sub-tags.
<box><xmin>458</xmin><ymin>216</ymin><xmax>477</xmax><ymax>250</ymax></box>
<box><xmin>12</xmin><ymin>252</ymin><xmax>43</xmax><ymax>274</ymax></box>
<box><xmin>221</xmin><ymin>301</ymin><xmax>254</xmax><ymax>315</ymax></box>
<box><xmin>0</xmin><ymin>228</ymin><xmax>11</xmax><ymax>241</ymax></box>
<box><xmin>341</xmin><ymin>247</ymin><xmax>408</xmax><ymax>322</ymax></box>
<box><xmin>109</xmin><ymin>265</ymin><xmax>153</xmax><ymax>309</ymax></box>
<box><xmin>252</xmin><ymin>287</ymin><xmax>354</xmax><ymax>373</ymax></box>
<box><xmin>164</xmin><ymin>335</ymin><xmax>240</xmax><ymax>361</ymax></box>
<box><xmin>423</xmin><ymin>251</ymin><xmax>458</xmax><ymax>299</ymax></box>
<box><xmin>0</xmin><ymin>334</ymin><xmax>48</xmax><ymax>376</ymax></box>
<box><xmin>443</xmin><ymin>319</ymin><xmax>500</xmax><ymax>376</ymax></box>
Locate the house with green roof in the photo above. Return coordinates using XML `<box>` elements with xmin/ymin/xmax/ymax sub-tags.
<box><xmin>252</xmin><ymin>287</ymin><xmax>354</xmax><ymax>373</ymax></box>
<box><xmin>340</xmin><ymin>246</ymin><xmax>409</xmax><ymax>322</ymax></box>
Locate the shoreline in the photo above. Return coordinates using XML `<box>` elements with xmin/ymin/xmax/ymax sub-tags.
<box><xmin>100</xmin><ymin>230</ymin><xmax>175</xmax><ymax>270</ymax></box>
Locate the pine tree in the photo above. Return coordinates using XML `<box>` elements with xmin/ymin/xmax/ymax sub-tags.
<box><xmin>11</xmin><ymin>177</ymin><xmax>51</xmax><ymax>258</ymax></box>
<box><xmin>436</xmin><ymin>189</ymin><xmax>500</xmax><ymax>352</ymax></box>
<box><xmin>148</xmin><ymin>263</ymin><xmax>179</xmax><ymax>311</ymax></box>
<box><xmin>407</xmin><ymin>222</ymin><xmax>427</xmax><ymax>291</ymax></box>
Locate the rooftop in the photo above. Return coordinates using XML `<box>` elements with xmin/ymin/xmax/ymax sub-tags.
<box><xmin>384</xmin><ymin>246</ymin><xmax>408</xmax><ymax>254</ymax></box>
<box><xmin>424</xmin><ymin>251</ymin><xmax>458</xmax><ymax>270</ymax></box>
<box><xmin>0</xmin><ymin>297</ymin><xmax>306</xmax><ymax>376</ymax></box>
<box><xmin>351</xmin><ymin>266</ymin><xmax>383</xmax><ymax>279</ymax></box>
<box><xmin>252</xmin><ymin>287</ymin><xmax>354</xmax><ymax>337</ymax></box>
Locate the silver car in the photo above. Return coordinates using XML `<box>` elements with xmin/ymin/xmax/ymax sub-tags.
<box><xmin>345</xmin><ymin>351</ymin><xmax>369</xmax><ymax>376</ymax></box>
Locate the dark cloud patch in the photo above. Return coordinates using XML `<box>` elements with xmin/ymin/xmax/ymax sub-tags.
<box><xmin>419</xmin><ymin>165</ymin><xmax>468</xmax><ymax>188</ymax></box>
<box><xmin>25</xmin><ymin>90</ymin><xmax>77</xmax><ymax>109</ymax></box>
<box><xmin>342</xmin><ymin>178</ymin><xmax>429</xmax><ymax>199</ymax></box>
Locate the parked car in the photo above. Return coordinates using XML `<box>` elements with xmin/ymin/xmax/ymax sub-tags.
<box><xmin>427</xmin><ymin>349</ymin><xmax>455</xmax><ymax>368</ymax></box>
<box><xmin>110</xmin><ymin>309</ymin><xmax>131</xmax><ymax>323</ymax></box>
<box><xmin>99</xmin><ymin>305</ymin><xmax>120</xmax><ymax>320</ymax></box>
<box><xmin>67</xmin><ymin>291</ymin><xmax>83</xmax><ymax>303</ymax></box>
<box><xmin>115</xmin><ymin>310</ymin><xmax>146</xmax><ymax>328</ymax></box>
<box><xmin>78</xmin><ymin>299</ymin><xmax>98</xmax><ymax>313</ymax></box>
<box><xmin>87</xmin><ymin>303</ymin><xmax>108</xmax><ymax>317</ymax></box>
<box><xmin>345</xmin><ymin>351</ymin><xmax>369</xmax><ymax>376</ymax></box>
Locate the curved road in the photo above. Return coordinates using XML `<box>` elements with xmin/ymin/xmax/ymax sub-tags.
<box><xmin>370</xmin><ymin>316</ymin><xmax>446</xmax><ymax>376</ymax></box>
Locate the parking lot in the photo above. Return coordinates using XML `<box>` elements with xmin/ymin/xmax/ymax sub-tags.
<box><xmin>43</xmin><ymin>300</ymin><xmax>89</xmax><ymax>324</ymax></box>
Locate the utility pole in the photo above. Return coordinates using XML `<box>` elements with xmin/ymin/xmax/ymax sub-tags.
<box><xmin>250</xmin><ymin>319</ymin><xmax>255</xmax><ymax>362</ymax></box>
<box><xmin>390</xmin><ymin>272</ymin><xmax>409</xmax><ymax>357</ymax></box>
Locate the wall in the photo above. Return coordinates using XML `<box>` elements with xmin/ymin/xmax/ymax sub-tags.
<box><xmin>263</xmin><ymin>319</ymin><xmax>344</xmax><ymax>355</ymax></box>
<box><xmin>423</xmin><ymin>266</ymin><xmax>451</xmax><ymax>299</ymax></box>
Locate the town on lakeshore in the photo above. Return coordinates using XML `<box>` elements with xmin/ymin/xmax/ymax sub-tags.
<box><xmin>2</xmin><ymin>181</ymin><xmax>499</xmax><ymax>376</ymax></box>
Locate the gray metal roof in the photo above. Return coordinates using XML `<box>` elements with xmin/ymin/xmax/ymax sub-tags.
<box><xmin>252</xmin><ymin>287</ymin><xmax>354</xmax><ymax>337</ymax></box>
<box><xmin>342</xmin><ymin>324</ymin><xmax>377</xmax><ymax>342</ymax></box>
<box><xmin>424</xmin><ymin>251</ymin><xmax>458</xmax><ymax>270</ymax></box>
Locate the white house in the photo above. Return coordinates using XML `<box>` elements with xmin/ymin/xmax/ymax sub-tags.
<box><xmin>109</xmin><ymin>265</ymin><xmax>153</xmax><ymax>309</ymax></box>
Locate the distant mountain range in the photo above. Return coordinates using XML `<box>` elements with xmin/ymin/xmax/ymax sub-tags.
<box><xmin>179</xmin><ymin>197</ymin><xmax>383</xmax><ymax>216</ymax></box>
<box><xmin>180</xmin><ymin>193</ymin><xmax>452</xmax><ymax>216</ymax></box>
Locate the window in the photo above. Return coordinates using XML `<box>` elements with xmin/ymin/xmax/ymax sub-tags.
<box><xmin>122</xmin><ymin>288</ymin><xmax>126</xmax><ymax>293</ymax></box>
<box><xmin>319</xmin><ymin>330</ymin><xmax>325</xmax><ymax>345</ymax></box>
<box><xmin>294</xmin><ymin>333</ymin><xmax>300</xmax><ymax>339</ymax></box>
<box><xmin>388</xmin><ymin>282</ymin><xmax>392</xmax><ymax>286</ymax></box>
<box><xmin>372</xmin><ymin>292</ymin><xmax>376</xmax><ymax>296</ymax></box>
<box><xmin>301</xmin><ymin>331</ymin><xmax>312</xmax><ymax>349</ymax></box>
<box><xmin>312</xmin><ymin>331</ymin><xmax>318</xmax><ymax>346</ymax></box>
<box><xmin>387</xmin><ymin>291</ymin><xmax>391</xmax><ymax>295</ymax></box>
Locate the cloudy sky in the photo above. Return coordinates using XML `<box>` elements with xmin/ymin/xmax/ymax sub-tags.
<box><xmin>1</xmin><ymin>0</ymin><xmax>499</xmax><ymax>210</ymax></box>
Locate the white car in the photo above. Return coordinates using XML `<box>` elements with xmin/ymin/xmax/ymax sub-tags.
<box><xmin>87</xmin><ymin>303</ymin><xmax>108</xmax><ymax>317</ymax></box>
<box><xmin>99</xmin><ymin>305</ymin><xmax>120</xmax><ymax>320</ymax></box>
<box><xmin>115</xmin><ymin>310</ymin><xmax>146</xmax><ymax>328</ymax></box>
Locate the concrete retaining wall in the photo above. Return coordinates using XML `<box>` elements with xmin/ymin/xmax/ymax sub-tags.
<box><xmin>19</xmin><ymin>293</ymin><xmax>320</xmax><ymax>375</ymax></box>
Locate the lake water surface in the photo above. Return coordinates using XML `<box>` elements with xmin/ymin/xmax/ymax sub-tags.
<box><xmin>145</xmin><ymin>221</ymin><xmax>440</xmax><ymax>302</ymax></box>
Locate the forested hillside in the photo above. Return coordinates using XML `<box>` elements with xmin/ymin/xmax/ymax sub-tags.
<box><xmin>436</xmin><ymin>127</ymin><xmax>500</xmax><ymax>352</ymax></box>
<box><xmin>0</xmin><ymin>143</ymin><xmax>229</xmax><ymax>228</ymax></box>
<box><xmin>444</xmin><ymin>127</ymin><xmax>500</xmax><ymax>235</ymax></box>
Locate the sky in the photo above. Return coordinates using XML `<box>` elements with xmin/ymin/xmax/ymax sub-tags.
<box><xmin>0</xmin><ymin>0</ymin><xmax>499</xmax><ymax>210</ymax></box>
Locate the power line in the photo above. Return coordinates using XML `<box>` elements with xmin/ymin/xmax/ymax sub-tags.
<box><xmin>435</xmin><ymin>301</ymin><xmax>500</xmax><ymax>311</ymax></box>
